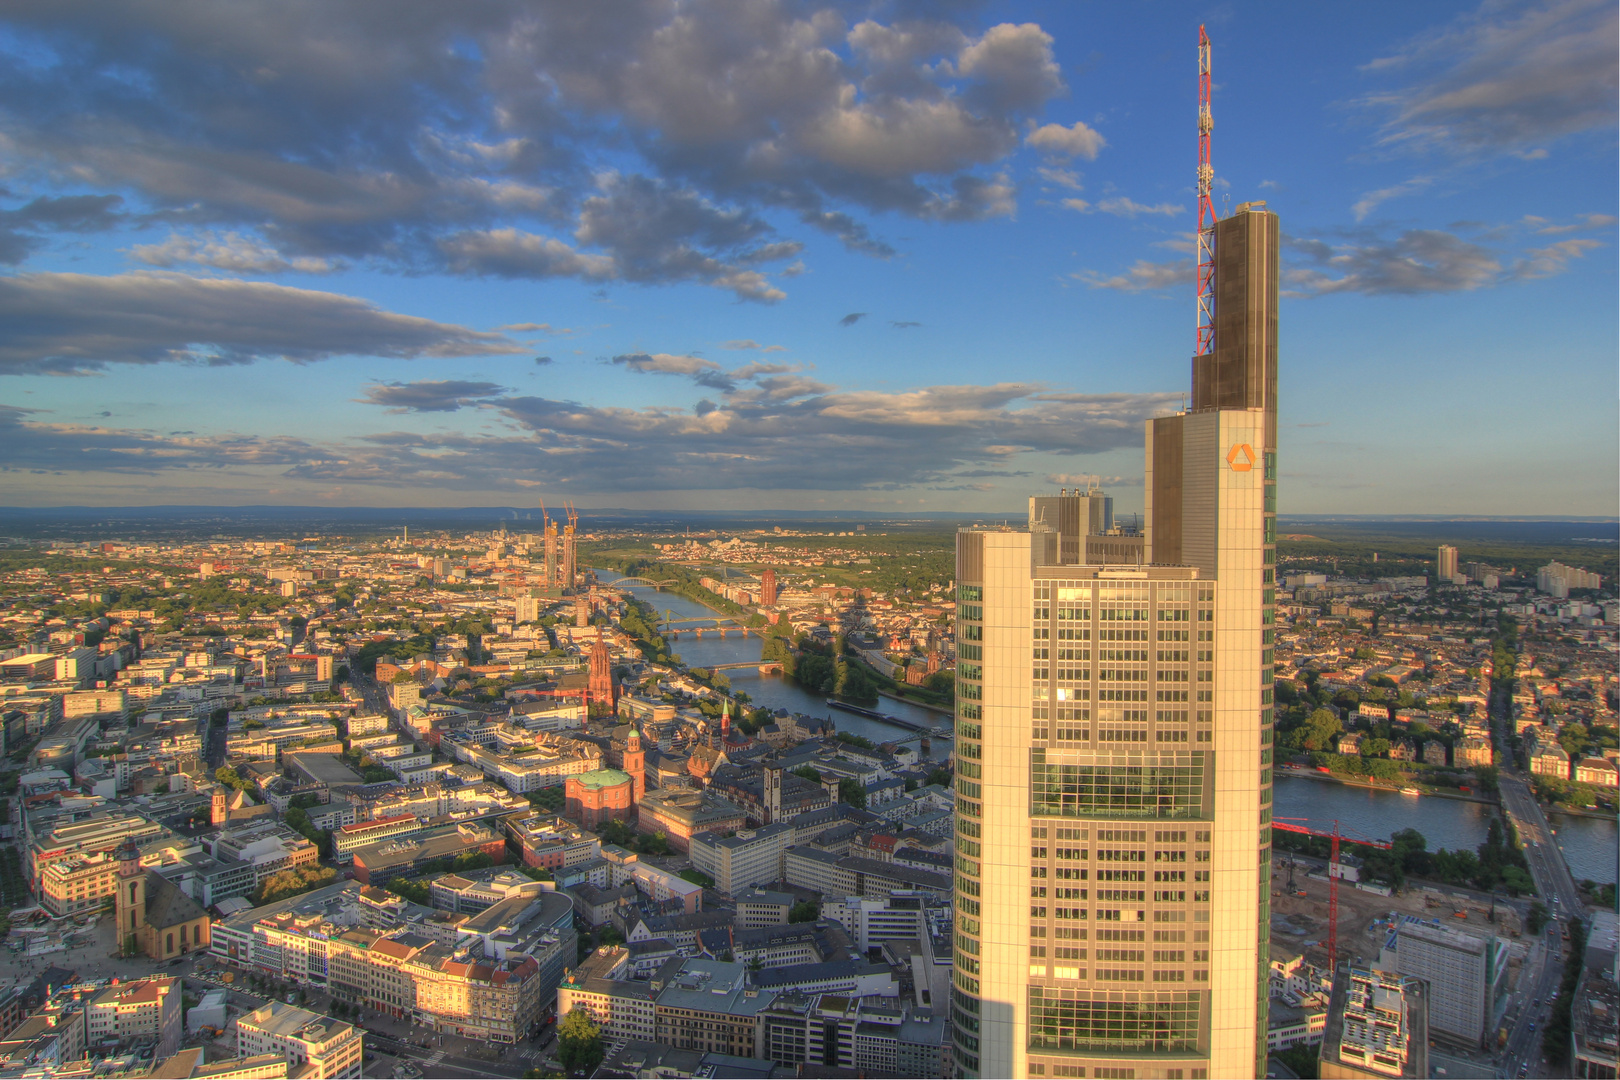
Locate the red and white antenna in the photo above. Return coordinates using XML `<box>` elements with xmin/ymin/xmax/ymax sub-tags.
<box><xmin>1195</xmin><ymin>25</ymin><xmax>1216</xmax><ymax>359</ymax></box>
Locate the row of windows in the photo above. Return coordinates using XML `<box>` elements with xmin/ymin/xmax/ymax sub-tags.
<box><xmin>1026</xmin><ymin>990</ymin><xmax>1205</xmax><ymax>1054</ymax></box>
<box><xmin>1031</xmin><ymin>754</ymin><xmax>1209</xmax><ymax>820</ymax></box>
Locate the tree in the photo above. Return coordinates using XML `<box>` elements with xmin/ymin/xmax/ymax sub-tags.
<box><xmin>789</xmin><ymin>900</ymin><xmax>819</xmax><ymax>923</ymax></box>
<box><xmin>557</xmin><ymin>1008</ymin><xmax>604</xmax><ymax>1075</ymax></box>
<box><xmin>1301</xmin><ymin>708</ymin><xmax>1341</xmax><ymax>752</ymax></box>
<box><xmin>837</xmin><ymin>777</ymin><xmax>866</xmax><ymax>810</ymax></box>
<box><xmin>924</xmin><ymin>766</ymin><xmax>951</xmax><ymax>789</ymax></box>
<box><xmin>214</xmin><ymin>766</ymin><xmax>250</xmax><ymax>793</ymax></box>
<box><xmin>791</xmin><ymin>765</ymin><xmax>822</xmax><ymax>784</ymax></box>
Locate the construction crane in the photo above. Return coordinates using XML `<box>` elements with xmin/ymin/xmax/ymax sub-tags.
<box><xmin>1273</xmin><ymin>818</ymin><xmax>1392</xmax><ymax>975</ymax></box>
<box><xmin>1195</xmin><ymin>24</ymin><xmax>1216</xmax><ymax>360</ymax></box>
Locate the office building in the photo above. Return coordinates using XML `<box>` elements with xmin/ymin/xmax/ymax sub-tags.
<box><xmin>951</xmin><ymin>203</ymin><xmax>1279</xmax><ymax>1079</ymax></box>
<box><xmin>689</xmin><ymin>821</ymin><xmax>794</xmax><ymax>896</ymax></box>
<box><xmin>234</xmin><ymin>1003</ymin><xmax>362</xmax><ymax>1079</ymax></box>
<box><xmin>822</xmin><ymin>892</ymin><xmax>928</xmax><ymax>951</ymax></box>
<box><xmin>1028</xmin><ymin>489</ymin><xmax>1115</xmax><ymax>565</ymax></box>
<box><xmin>1378</xmin><ymin>917</ymin><xmax>1506</xmax><ymax>1047</ymax></box>
<box><xmin>757</xmin><ymin>992</ymin><xmax>948</xmax><ymax>1075</ymax></box>
<box><xmin>1436</xmin><ymin>546</ymin><xmax>1459</xmax><ymax>583</ymax></box>
<box><xmin>1318</xmin><ymin>967</ymin><xmax>1427</xmax><ymax>1080</ymax></box>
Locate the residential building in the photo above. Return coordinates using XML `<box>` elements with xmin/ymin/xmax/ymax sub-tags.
<box><xmin>1453</xmin><ymin>737</ymin><xmax>1493</xmax><ymax>768</ymax></box>
<box><xmin>651</xmin><ymin>960</ymin><xmax>771</xmax><ymax>1058</ymax></box>
<box><xmin>235</xmin><ymin>1003</ymin><xmax>362</xmax><ymax>1079</ymax></box>
<box><xmin>556</xmin><ymin>948</ymin><xmax>660</xmax><ymax>1045</ymax></box>
<box><xmin>85</xmin><ymin>975</ymin><xmax>184</xmax><ymax>1058</ymax></box>
<box><xmin>952</xmin><ymin>202</ymin><xmax>1280</xmax><ymax>1078</ymax></box>
<box><xmin>1436</xmin><ymin>546</ymin><xmax>1458</xmax><ymax>584</ymax></box>
<box><xmin>38</xmin><ymin>849</ymin><xmax>120</xmax><ymax>917</ymax></box>
<box><xmin>1378</xmin><ymin>917</ymin><xmax>1506</xmax><ymax>1047</ymax></box>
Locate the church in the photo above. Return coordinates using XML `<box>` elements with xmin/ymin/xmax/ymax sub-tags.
<box><xmin>113</xmin><ymin>837</ymin><xmax>211</xmax><ymax>961</ymax></box>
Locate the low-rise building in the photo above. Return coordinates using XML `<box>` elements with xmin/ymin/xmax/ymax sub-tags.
<box><xmin>1575</xmin><ymin>756</ymin><xmax>1620</xmax><ymax>788</ymax></box>
<box><xmin>556</xmin><ymin>947</ymin><xmax>660</xmax><ymax>1045</ymax></box>
<box><xmin>733</xmin><ymin>889</ymin><xmax>794</xmax><ymax>929</ymax></box>
<box><xmin>690</xmin><ymin>822</ymin><xmax>793</xmax><ymax>897</ymax></box>
<box><xmin>429</xmin><ymin>869</ymin><xmax>544</xmax><ymax>914</ymax></box>
<box><xmin>635</xmin><ymin>788</ymin><xmax>746</xmax><ymax>853</ymax></box>
<box><xmin>756</xmin><ymin>992</ymin><xmax>947</xmax><ymax>1076</ymax></box>
<box><xmin>351</xmin><ymin>822</ymin><xmax>506</xmax><ymax>887</ymax></box>
<box><xmin>1530</xmin><ymin>744</ymin><xmax>1571</xmax><ymax>780</ymax></box>
<box><xmin>1318</xmin><ymin>966</ymin><xmax>1427</xmax><ymax>1080</ymax></box>
<box><xmin>86</xmin><ymin>975</ymin><xmax>185</xmax><ymax>1059</ymax></box>
<box><xmin>235</xmin><ymin>1003</ymin><xmax>362</xmax><ymax>1079</ymax></box>
<box><xmin>38</xmin><ymin>849</ymin><xmax>120</xmax><ymax>917</ymax></box>
<box><xmin>652</xmin><ymin>960</ymin><xmax>771</xmax><ymax>1058</ymax></box>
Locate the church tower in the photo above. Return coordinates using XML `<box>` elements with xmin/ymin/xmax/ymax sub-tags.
<box><xmin>210</xmin><ymin>787</ymin><xmax>228</xmax><ymax>827</ymax></box>
<box><xmin>623</xmin><ymin>724</ymin><xmax>646</xmax><ymax>805</ymax></box>
<box><xmin>115</xmin><ymin>836</ymin><xmax>145</xmax><ymax>958</ymax></box>
<box><xmin>588</xmin><ymin>626</ymin><xmax>616</xmax><ymax>718</ymax></box>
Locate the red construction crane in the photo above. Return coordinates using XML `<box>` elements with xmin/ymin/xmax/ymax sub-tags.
<box><xmin>1195</xmin><ymin>25</ymin><xmax>1216</xmax><ymax>360</ymax></box>
<box><xmin>1274</xmin><ymin>818</ymin><xmax>1391</xmax><ymax>974</ymax></box>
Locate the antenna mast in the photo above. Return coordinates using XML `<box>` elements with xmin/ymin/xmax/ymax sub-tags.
<box><xmin>1195</xmin><ymin>25</ymin><xmax>1217</xmax><ymax>360</ymax></box>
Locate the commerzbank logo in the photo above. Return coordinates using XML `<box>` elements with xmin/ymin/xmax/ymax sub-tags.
<box><xmin>1226</xmin><ymin>443</ymin><xmax>1255</xmax><ymax>472</ymax></box>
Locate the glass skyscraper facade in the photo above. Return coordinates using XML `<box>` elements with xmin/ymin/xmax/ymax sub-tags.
<box><xmin>951</xmin><ymin>202</ymin><xmax>1280</xmax><ymax>1079</ymax></box>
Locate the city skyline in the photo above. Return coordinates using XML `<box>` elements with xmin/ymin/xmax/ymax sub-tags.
<box><xmin>0</xmin><ymin>2</ymin><xmax>1615</xmax><ymax>514</ymax></box>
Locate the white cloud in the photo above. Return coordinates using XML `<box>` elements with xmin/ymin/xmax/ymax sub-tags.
<box><xmin>1362</xmin><ymin>0</ymin><xmax>1618</xmax><ymax>156</ymax></box>
<box><xmin>129</xmin><ymin>231</ymin><xmax>341</xmax><ymax>274</ymax></box>
<box><xmin>1025</xmin><ymin>121</ymin><xmax>1107</xmax><ymax>160</ymax></box>
<box><xmin>1350</xmin><ymin>176</ymin><xmax>1436</xmax><ymax>221</ymax></box>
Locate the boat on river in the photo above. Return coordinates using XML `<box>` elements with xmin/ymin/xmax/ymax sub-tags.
<box><xmin>1400</xmin><ymin>787</ymin><xmax>1420</xmax><ymax>796</ymax></box>
<box><xmin>825</xmin><ymin>699</ymin><xmax>934</xmax><ymax>734</ymax></box>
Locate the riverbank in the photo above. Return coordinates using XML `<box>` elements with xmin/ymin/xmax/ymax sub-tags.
<box><xmin>878</xmin><ymin>690</ymin><xmax>953</xmax><ymax>716</ymax></box>
<box><xmin>1544</xmin><ymin>803</ymin><xmax>1619</xmax><ymax>822</ymax></box>
<box><xmin>1279</xmin><ymin>767</ymin><xmax>1499</xmax><ymax>806</ymax></box>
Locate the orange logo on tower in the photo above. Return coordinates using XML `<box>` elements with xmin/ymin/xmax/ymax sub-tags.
<box><xmin>1227</xmin><ymin>443</ymin><xmax>1255</xmax><ymax>472</ymax></box>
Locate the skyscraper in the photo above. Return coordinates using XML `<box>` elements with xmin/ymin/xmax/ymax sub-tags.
<box><xmin>950</xmin><ymin>200</ymin><xmax>1280</xmax><ymax>1078</ymax></box>
<box><xmin>1436</xmin><ymin>545</ymin><xmax>1459</xmax><ymax>583</ymax></box>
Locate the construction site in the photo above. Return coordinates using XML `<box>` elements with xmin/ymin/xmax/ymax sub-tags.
<box><xmin>1268</xmin><ymin>849</ymin><xmax>1532</xmax><ymax>989</ymax></box>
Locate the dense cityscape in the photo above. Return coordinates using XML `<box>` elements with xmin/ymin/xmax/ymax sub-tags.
<box><xmin>0</xmin><ymin>497</ymin><xmax>1612</xmax><ymax>1078</ymax></box>
<box><xmin>0</xmin><ymin>4</ymin><xmax>1615</xmax><ymax>1080</ymax></box>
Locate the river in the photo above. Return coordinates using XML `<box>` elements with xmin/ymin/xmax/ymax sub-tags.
<box><xmin>1275</xmin><ymin>775</ymin><xmax>1617</xmax><ymax>887</ymax></box>
<box><xmin>599</xmin><ymin>571</ymin><xmax>1611</xmax><ymax>875</ymax></box>
<box><xmin>596</xmin><ymin>571</ymin><xmax>951</xmax><ymax>761</ymax></box>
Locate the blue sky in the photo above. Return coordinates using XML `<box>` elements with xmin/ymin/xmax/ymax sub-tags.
<box><xmin>0</xmin><ymin>0</ymin><xmax>1614</xmax><ymax>514</ymax></box>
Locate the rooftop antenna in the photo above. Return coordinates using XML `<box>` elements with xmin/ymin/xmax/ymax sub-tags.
<box><xmin>1195</xmin><ymin>25</ymin><xmax>1217</xmax><ymax>363</ymax></box>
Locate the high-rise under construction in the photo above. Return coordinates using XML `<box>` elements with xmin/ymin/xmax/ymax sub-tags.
<box><xmin>949</xmin><ymin>28</ymin><xmax>1280</xmax><ymax>1080</ymax></box>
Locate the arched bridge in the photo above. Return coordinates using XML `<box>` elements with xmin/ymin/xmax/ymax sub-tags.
<box><xmin>603</xmin><ymin>576</ymin><xmax>676</xmax><ymax>588</ymax></box>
